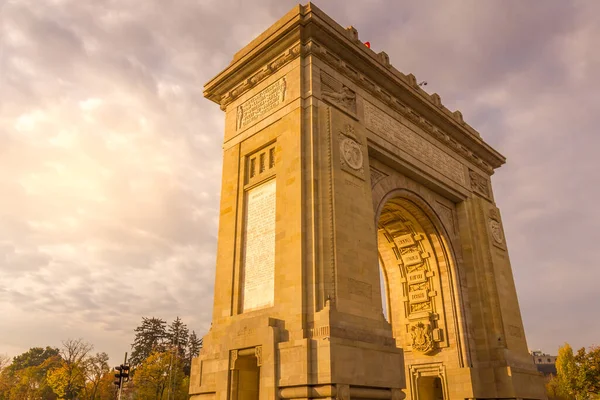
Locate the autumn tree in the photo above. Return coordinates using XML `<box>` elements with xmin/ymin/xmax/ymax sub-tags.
<box><xmin>47</xmin><ymin>338</ymin><xmax>94</xmax><ymax>399</ymax></box>
<box><xmin>0</xmin><ymin>355</ymin><xmax>10</xmax><ymax>398</ymax></box>
<box><xmin>548</xmin><ymin>343</ymin><xmax>600</xmax><ymax>399</ymax></box>
<box><xmin>575</xmin><ymin>345</ymin><xmax>600</xmax><ymax>396</ymax></box>
<box><xmin>133</xmin><ymin>350</ymin><xmax>187</xmax><ymax>400</ymax></box>
<box><xmin>91</xmin><ymin>372</ymin><xmax>118</xmax><ymax>400</ymax></box>
<box><xmin>0</xmin><ymin>347</ymin><xmax>61</xmax><ymax>400</ymax></box>
<box><xmin>82</xmin><ymin>352</ymin><xmax>110</xmax><ymax>400</ymax></box>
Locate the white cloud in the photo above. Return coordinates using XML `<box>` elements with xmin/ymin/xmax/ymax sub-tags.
<box><xmin>0</xmin><ymin>0</ymin><xmax>598</xmax><ymax>365</ymax></box>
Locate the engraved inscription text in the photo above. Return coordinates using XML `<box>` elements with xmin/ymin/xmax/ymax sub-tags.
<box><xmin>242</xmin><ymin>179</ymin><xmax>276</xmax><ymax>311</ymax></box>
<box><xmin>364</xmin><ymin>102</ymin><xmax>466</xmax><ymax>185</ymax></box>
<box><xmin>237</xmin><ymin>78</ymin><xmax>286</xmax><ymax>129</ymax></box>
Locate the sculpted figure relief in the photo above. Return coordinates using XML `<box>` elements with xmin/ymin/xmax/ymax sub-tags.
<box><xmin>410</xmin><ymin>321</ymin><xmax>434</xmax><ymax>353</ymax></box>
<box><xmin>340</xmin><ymin>137</ymin><xmax>363</xmax><ymax>170</ymax></box>
<box><xmin>323</xmin><ymin>86</ymin><xmax>356</xmax><ymax>111</ymax></box>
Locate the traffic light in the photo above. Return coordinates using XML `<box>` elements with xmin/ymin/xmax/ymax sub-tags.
<box><xmin>113</xmin><ymin>365</ymin><xmax>122</xmax><ymax>388</ymax></box>
<box><xmin>121</xmin><ymin>364</ymin><xmax>130</xmax><ymax>382</ymax></box>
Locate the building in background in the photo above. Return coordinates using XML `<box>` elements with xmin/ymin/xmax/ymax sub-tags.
<box><xmin>531</xmin><ymin>350</ymin><xmax>557</xmax><ymax>376</ymax></box>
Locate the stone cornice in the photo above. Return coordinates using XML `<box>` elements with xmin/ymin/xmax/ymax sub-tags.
<box><xmin>203</xmin><ymin>2</ymin><xmax>506</xmax><ymax>172</ymax></box>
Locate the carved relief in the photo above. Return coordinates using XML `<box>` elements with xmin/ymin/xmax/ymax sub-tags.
<box><xmin>410</xmin><ymin>321</ymin><xmax>434</xmax><ymax>353</ymax></box>
<box><xmin>338</xmin><ymin>124</ymin><xmax>365</xmax><ymax>179</ymax></box>
<box><xmin>469</xmin><ymin>169</ymin><xmax>490</xmax><ymax>198</ymax></box>
<box><xmin>229</xmin><ymin>350</ymin><xmax>238</xmax><ymax>370</ymax></box>
<box><xmin>434</xmin><ymin>201</ymin><xmax>456</xmax><ymax>235</ymax></box>
<box><xmin>237</xmin><ymin>326</ymin><xmax>256</xmax><ymax>336</ymax></box>
<box><xmin>410</xmin><ymin>302</ymin><xmax>432</xmax><ymax>313</ymax></box>
<box><xmin>254</xmin><ymin>346</ymin><xmax>263</xmax><ymax>366</ymax></box>
<box><xmin>321</xmin><ymin>71</ymin><xmax>356</xmax><ymax>113</ymax></box>
<box><xmin>378</xmin><ymin>203</ymin><xmax>450</xmax><ymax>351</ymax></box>
<box><xmin>237</xmin><ymin>78</ymin><xmax>286</xmax><ymax>130</ymax></box>
<box><xmin>370</xmin><ymin>167</ymin><xmax>387</xmax><ymax>188</ymax></box>
<box><xmin>508</xmin><ymin>325</ymin><xmax>522</xmax><ymax>338</ymax></box>
<box><xmin>340</xmin><ymin>137</ymin><xmax>363</xmax><ymax>170</ymax></box>
<box><xmin>323</xmin><ymin>86</ymin><xmax>356</xmax><ymax>111</ymax></box>
<box><xmin>490</xmin><ymin>220</ymin><xmax>503</xmax><ymax>244</ymax></box>
<box><xmin>336</xmin><ymin>384</ymin><xmax>350</xmax><ymax>400</ymax></box>
<box><xmin>488</xmin><ymin>209</ymin><xmax>504</xmax><ymax>245</ymax></box>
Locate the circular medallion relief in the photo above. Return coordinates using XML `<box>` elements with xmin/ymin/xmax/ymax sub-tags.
<box><xmin>489</xmin><ymin>219</ymin><xmax>503</xmax><ymax>244</ymax></box>
<box><xmin>340</xmin><ymin>138</ymin><xmax>363</xmax><ymax>170</ymax></box>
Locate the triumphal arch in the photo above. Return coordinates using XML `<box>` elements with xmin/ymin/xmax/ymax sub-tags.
<box><xmin>190</xmin><ymin>3</ymin><xmax>546</xmax><ymax>400</ymax></box>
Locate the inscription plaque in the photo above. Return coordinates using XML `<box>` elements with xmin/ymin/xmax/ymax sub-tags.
<box><xmin>348</xmin><ymin>278</ymin><xmax>372</xmax><ymax>299</ymax></box>
<box><xmin>364</xmin><ymin>101</ymin><xmax>466</xmax><ymax>185</ymax></box>
<box><xmin>407</xmin><ymin>270</ymin><xmax>427</xmax><ymax>284</ymax></box>
<box><xmin>395</xmin><ymin>234</ymin><xmax>415</xmax><ymax>248</ymax></box>
<box><xmin>408</xmin><ymin>289</ymin><xmax>428</xmax><ymax>304</ymax></box>
<box><xmin>242</xmin><ymin>179</ymin><xmax>276</xmax><ymax>311</ymax></box>
<box><xmin>401</xmin><ymin>249</ymin><xmax>422</xmax><ymax>267</ymax></box>
<box><xmin>237</xmin><ymin>78</ymin><xmax>286</xmax><ymax>129</ymax></box>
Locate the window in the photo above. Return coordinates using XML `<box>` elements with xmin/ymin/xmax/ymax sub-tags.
<box><xmin>246</xmin><ymin>143</ymin><xmax>276</xmax><ymax>184</ymax></box>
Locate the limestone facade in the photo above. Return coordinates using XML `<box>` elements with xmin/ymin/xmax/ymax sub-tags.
<box><xmin>190</xmin><ymin>3</ymin><xmax>547</xmax><ymax>400</ymax></box>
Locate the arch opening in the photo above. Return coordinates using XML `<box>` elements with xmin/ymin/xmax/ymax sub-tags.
<box><xmin>376</xmin><ymin>195</ymin><xmax>455</xmax><ymax>357</ymax></box>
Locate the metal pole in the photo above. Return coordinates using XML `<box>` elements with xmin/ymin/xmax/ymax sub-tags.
<box><xmin>118</xmin><ymin>352</ymin><xmax>127</xmax><ymax>400</ymax></box>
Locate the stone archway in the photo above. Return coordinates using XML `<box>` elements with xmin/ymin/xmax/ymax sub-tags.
<box><xmin>375</xmin><ymin>189</ymin><xmax>462</xmax><ymax>399</ymax></box>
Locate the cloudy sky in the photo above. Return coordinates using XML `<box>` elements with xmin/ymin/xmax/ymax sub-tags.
<box><xmin>1</xmin><ymin>0</ymin><xmax>599</xmax><ymax>365</ymax></box>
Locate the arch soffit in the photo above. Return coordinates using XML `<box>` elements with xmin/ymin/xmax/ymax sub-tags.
<box><xmin>374</xmin><ymin>186</ymin><xmax>453</xmax><ymax>253</ymax></box>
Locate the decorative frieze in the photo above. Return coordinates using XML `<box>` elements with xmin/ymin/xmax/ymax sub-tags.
<box><xmin>219</xmin><ymin>44</ymin><xmax>300</xmax><ymax>110</ymax></box>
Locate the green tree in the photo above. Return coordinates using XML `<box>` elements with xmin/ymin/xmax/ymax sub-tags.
<box><xmin>7</xmin><ymin>347</ymin><xmax>60</xmax><ymax>372</ymax></box>
<box><xmin>167</xmin><ymin>317</ymin><xmax>189</xmax><ymax>361</ymax></box>
<box><xmin>130</xmin><ymin>318</ymin><xmax>167</xmax><ymax>367</ymax></box>
<box><xmin>185</xmin><ymin>331</ymin><xmax>202</xmax><ymax>376</ymax></box>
